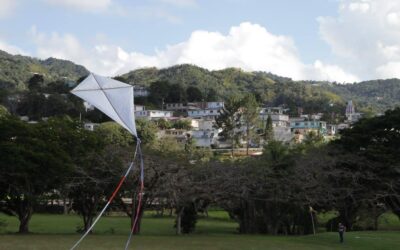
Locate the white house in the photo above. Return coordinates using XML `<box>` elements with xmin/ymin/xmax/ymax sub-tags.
<box><xmin>337</xmin><ymin>123</ymin><xmax>350</xmax><ymax>130</ymax></box>
<box><xmin>84</xmin><ymin>101</ymin><xmax>95</xmax><ymax>111</ymax></box>
<box><xmin>191</xmin><ymin>129</ymin><xmax>220</xmax><ymax>148</ymax></box>
<box><xmin>300</xmin><ymin>113</ymin><xmax>323</xmax><ymax>121</ymax></box>
<box><xmin>135</xmin><ymin>110</ymin><xmax>173</xmax><ymax>120</ymax></box>
<box><xmin>197</xmin><ymin>119</ymin><xmax>214</xmax><ymax>130</ymax></box>
<box><xmin>273</xmin><ymin>127</ymin><xmax>293</xmax><ymax>143</ymax></box>
<box><xmin>165</xmin><ymin>103</ymin><xmax>186</xmax><ymax>111</ymax></box>
<box><xmin>165</xmin><ymin>101</ymin><xmax>225</xmax><ymax>112</ymax></box>
<box><xmin>205</xmin><ymin>102</ymin><xmax>224</xmax><ymax>109</ymax></box>
<box><xmin>134</xmin><ymin>105</ymin><xmax>145</xmax><ymax>111</ymax></box>
<box><xmin>157</xmin><ymin>129</ymin><xmax>190</xmax><ymax>143</ymax></box>
<box><xmin>259</xmin><ymin>107</ymin><xmax>290</xmax><ymax>128</ymax></box>
<box><xmin>327</xmin><ymin>124</ymin><xmax>337</xmax><ymax>136</ymax></box>
<box><xmin>187</xmin><ymin>109</ymin><xmax>221</xmax><ymax>119</ymax></box>
<box><xmin>84</xmin><ymin>123</ymin><xmax>99</xmax><ymax>131</ymax></box>
<box><xmin>133</xmin><ymin>86</ymin><xmax>149</xmax><ymax>97</ymax></box>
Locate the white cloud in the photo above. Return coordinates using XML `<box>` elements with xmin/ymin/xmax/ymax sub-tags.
<box><xmin>386</xmin><ymin>11</ymin><xmax>400</xmax><ymax>27</ymax></box>
<box><xmin>29</xmin><ymin>23</ymin><xmax>359</xmax><ymax>82</ymax></box>
<box><xmin>29</xmin><ymin>26</ymin><xmax>157</xmax><ymax>75</ymax></box>
<box><xmin>318</xmin><ymin>0</ymin><xmax>400</xmax><ymax>80</ymax></box>
<box><xmin>43</xmin><ymin>0</ymin><xmax>113</xmax><ymax>12</ymax></box>
<box><xmin>308</xmin><ymin>60</ymin><xmax>359</xmax><ymax>83</ymax></box>
<box><xmin>348</xmin><ymin>1</ymin><xmax>370</xmax><ymax>13</ymax></box>
<box><xmin>0</xmin><ymin>40</ymin><xmax>28</xmax><ymax>55</ymax></box>
<box><xmin>376</xmin><ymin>62</ymin><xmax>400</xmax><ymax>79</ymax></box>
<box><xmin>0</xmin><ymin>0</ymin><xmax>17</xmax><ymax>18</ymax></box>
<box><xmin>159</xmin><ymin>0</ymin><xmax>197</xmax><ymax>7</ymax></box>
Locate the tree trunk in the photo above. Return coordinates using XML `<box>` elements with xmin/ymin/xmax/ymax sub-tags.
<box><xmin>231</xmin><ymin>138</ymin><xmax>234</xmax><ymax>158</ymax></box>
<box><xmin>18</xmin><ymin>213</ymin><xmax>32</xmax><ymax>234</ymax></box>
<box><xmin>339</xmin><ymin>204</ymin><xmax>358</xmax><ymax>231</ymax></box>
<box><xmin>132</xmin><ymin>207</ymin><xmax>144</xmax><ymax>234</ymax></box>
<box><xmin>246</xmin><ymin>127</ymin><xmax>250</xmax><ymax>156</ymax></box>
<box><xmin>176</xmin><ymin>207</ymin><xmax>184</xmax><ymax>235</ymax></box>
<box><xmin>83</xmin><ymin>214</ymin><xmax>94</xmax><ymax>233</ymax></box>
<box><xmin>373</xmin><ymin>205</ymin><xmax>378</xmax><ymax>231</ymax></box>
<box><xmin>63</xmin><ymin>198</ymin><xmax>71</xmax><ymax>214</ymax></box>
<box><xmin>17</xmin><ymin>200</ymin><xmax>33</xmax><ymax>234</ymax></box>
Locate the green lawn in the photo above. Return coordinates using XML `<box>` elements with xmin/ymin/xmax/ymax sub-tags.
<box><xmin>1</xmin><ymin>232</ymin><xmax>400</xmax><ymax>250</ymax></box>
<box><xmin>0</xmin><ymin>211</ymin><xmax>399</xmax><ymax>250</ymax></box>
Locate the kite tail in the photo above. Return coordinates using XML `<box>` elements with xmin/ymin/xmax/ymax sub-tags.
<box><xmin>124</xmin><ymin>140</ymin><xmax>145</xmax><ymax>250</ymax></box>
<box><xmin>69</xmin><ymin>142</ymin><xmax>140</xmax><ymax>250</ymax></box>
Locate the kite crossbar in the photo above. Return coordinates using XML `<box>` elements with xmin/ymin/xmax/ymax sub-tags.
<box><xmin>69</xmin><ymin>142</ymin><xmax>140</xmax><ymax>250</ymax></box>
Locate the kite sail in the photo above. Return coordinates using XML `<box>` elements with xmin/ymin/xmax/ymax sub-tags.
<box><xmin>70</xmin><ymin>73</ymin><xmax>144</xmax><ymax>250</ymax></box>
<box><xmin>71</xmin><ymin>73</ymin><xmax>137</xmax><ymax>136</ymax></box>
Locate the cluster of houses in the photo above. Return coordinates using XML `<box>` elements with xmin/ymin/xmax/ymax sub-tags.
<box><xmin>93</xmin><ymin>98</ymin><xmax>361</xmax><ymax>149</ymax></box>
<box><xmin>17</xmin><ymin>83</ymin><xmax>362</xmax><ymax>148</ymax></box>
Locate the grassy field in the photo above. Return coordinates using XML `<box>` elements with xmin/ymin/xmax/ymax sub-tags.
<box><xmin>0</xmin><ymin>211</ymin><xmax>399</xmax><ymax>250</ymax></box>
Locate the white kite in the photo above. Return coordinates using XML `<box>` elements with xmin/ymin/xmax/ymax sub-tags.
<box><xmin>71</xmin><ymin>73</ymin><xmax>137</xmax><ymax>136</ymax></box>
<box><xmin>70</xmin><ymin>73</ymin><xmax>144</xmax><ymax>250</ymax></box>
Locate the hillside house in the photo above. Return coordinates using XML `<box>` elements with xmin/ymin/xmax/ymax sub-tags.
<box><xmin>135</xmin><ymin>110</ymin><xmax>173</xmax><ymax>120</ymax></box>
<box><xmin>188</xmin><ymin>109</ymin><xmax>221</xmax><ymax>119</ymax></box>
<box><xmin>165</xmin><ymin>101</ymin><xmax>224</xmax><ymax>113</ymax></box>
<box><xmin>259</xmin><ymin>107</ymin><xmax>290</xmax><ymax>128</ymax></box>
<box><xmin>84</xmin><ymin>122</ymin><xmax>99</xmax><ymax>131</ymax></box>
<box><xmin>133</xmin><ymin>86</ymin><xmax>149</xmax><ymax>97</ymax></box>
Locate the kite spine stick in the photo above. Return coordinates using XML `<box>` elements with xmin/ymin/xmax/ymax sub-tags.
<box><xmin>70</xmin><ymin>143</ymin><xmax>140</xmax><ymax>250</ymax></box>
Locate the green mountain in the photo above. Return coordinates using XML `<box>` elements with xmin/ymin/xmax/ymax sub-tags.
<box><xmin>122</xmin><ymin>64</ymin><xmax>400</xmax><ymax>115</ymax></box>
<box><xmin>122</xmin><ymin>65</ymin><xmax>276</xmax><ymax>99</ymax></box>
<box><xmin>0</xmin><ymin>50</ymin><xmax>89</xmax><ymax>90</ymax></box>
<box><xmin>322</xmin><ymin>79</ymin><xmax>400</xmax><ymax>114</ymax></box>
<box><xmin>1</xmin><ymin>49</ymin><xmax>399</xmax><ymax>116</ymax></box>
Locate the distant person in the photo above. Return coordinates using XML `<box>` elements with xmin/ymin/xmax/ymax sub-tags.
<box><xmin>338</xmin><ymin>223</ymin><xmax>346</xmax><ymax>243</ymax></box>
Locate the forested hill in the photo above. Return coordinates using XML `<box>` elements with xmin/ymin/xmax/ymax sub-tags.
<box><xmin>323</xmin><ymin>79</ymin><xmax>400</xmax><ymax>114</ymax></box>
<box><xmin>121</xmin><ymin>64</ymin><xmax>400</xmax><ymax>114</ymax></box>
<box><xmin>1</xmin><ymin>49</ymin><xmax>399</xmax><ymax>114</ymax></box>
<box><xmin>0</xmin><ymin>50</ymin><xmax>89</xmax><ymax>90</ymax></box>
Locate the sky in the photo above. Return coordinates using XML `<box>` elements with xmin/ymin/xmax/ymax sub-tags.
<box><xmin>1</xmin><ymin>0</ymin><xmax>400</xmax><ymax>83</ymax></box>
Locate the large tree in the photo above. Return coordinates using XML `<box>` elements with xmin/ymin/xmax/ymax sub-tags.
<box><xmin>241</xmin><ymin>94</ymin><xmax>259</xmax><ymax>155</ymax></box>
<box><xmin>332</xmin><ymin>108</ymin><xmax>400</xmax><ymax>223</ymax></box>
<box><xmin>186</xmin><ymin>86</ymin><xmax>203</xmax><ymax>102</ymax></box>
<box><xmin>264</xmin><ymin>115</ymin><xmax>274</xmax><ymax>142</ymax></box>
<box><xmin>0</xmin><ymin>116</ymin><xmax>71</xmax><ymax>233</ymax></box>
<box><xmin>66</xmin><ymin>123</ymin><xmax>132</xmax><ymax>233</ymax></box>
<box><xmin>149</xmin><ymin>80</ymin><xmax>171</xmax><ymax>108</ymax></box>
<box><xmin>215</xmin><ymin>95</ymin><xmax>242</xmax><ymax>157</ymax></box>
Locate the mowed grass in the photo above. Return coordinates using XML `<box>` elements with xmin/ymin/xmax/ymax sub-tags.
<box><xmin>1</xmin><ymin>231</ymin><xmax>400</xmax><ymax>250</ymax></box>
<box><xmin>0</xmin><ymin>211</ymin><xmax>236</xmax><ymax>235</ymax></box>
<box><xmin>0</xmin><ymin>211</ymin><xmax>399</xmax><ymax>250</ymax></box>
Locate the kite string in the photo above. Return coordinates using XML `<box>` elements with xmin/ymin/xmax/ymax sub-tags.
<box><xmin>124</xmin><ymin>141</ymin><xmax>145</xmax><ymax>250</ymax></box>
<box><xmin>69</xmin><ymin>142</ymin><xmax>140</xmax><ymax>250</ymax></box>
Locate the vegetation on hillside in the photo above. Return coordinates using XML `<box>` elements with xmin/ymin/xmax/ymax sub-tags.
<box><xmin>1</xmin><ymin>50</ymin><xmax>399</xmax><ymax>115</ymax></box>
<box><xmin>0</xmin><ymin>50</ymin><xmax>88</xmax><ymax>90</ymax></box>
<box><xmin>122</xmin><ymin>64</ymin><xmax>400</xmax><ymax>115</ymax></box>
